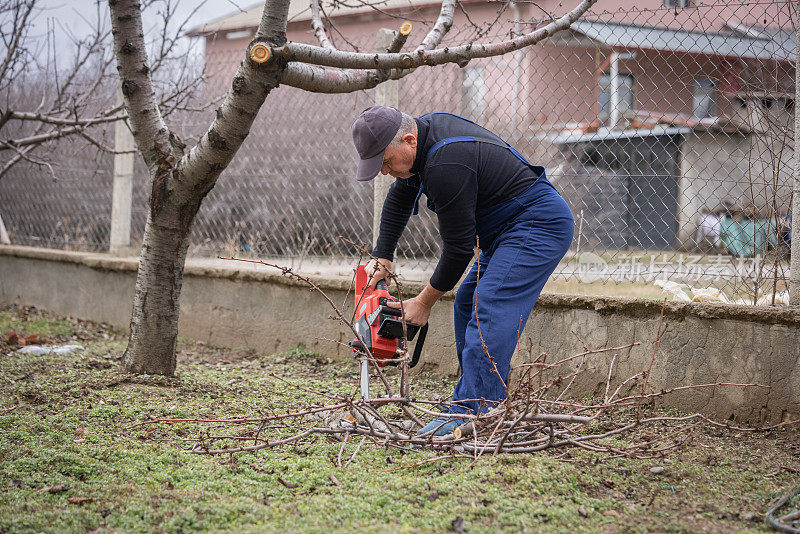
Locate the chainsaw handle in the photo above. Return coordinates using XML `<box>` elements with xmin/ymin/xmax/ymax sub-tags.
<box><xmin>409</xmin><ymin>323</ymin><xmax>428</xmax><ymax>368</ymax></box>
<box><xmin>379</xmin><ymin>304</ymin><xmax>402</xmax><ymax>317</ymax></box>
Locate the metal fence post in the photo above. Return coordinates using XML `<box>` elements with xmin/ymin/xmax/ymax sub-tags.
<box><xmin>372</xmin><ymin>28</ymin><xmax>399</xmax><ymax>248</ymax></box>
<box><xmin>109</xmin><ymin>86</ymin><xmax>134</xmax><ymax>255</ymax></box>
<box><xmin>791</xmin><ymin>14</ymin><xmax>800</xmax><ymax>305</ymax></box>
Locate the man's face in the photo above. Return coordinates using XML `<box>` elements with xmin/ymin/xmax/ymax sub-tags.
<box><xmin>380</xmin><ymin>133</ymin><xmax>417</xmax><ymax>178</ymax></box>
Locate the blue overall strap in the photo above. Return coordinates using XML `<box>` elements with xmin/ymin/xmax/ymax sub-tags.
<box><xmin>412</xmin><ymin>182</ymin><xmax>427</xmax><ymax>216</ymax></box>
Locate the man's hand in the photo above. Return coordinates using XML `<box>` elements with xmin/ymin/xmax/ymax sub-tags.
<box><xmin>387</xmin><ymin>296</ymin><xmax>432</xmax><ymax>326</ymax></box>
<box><xmin>386</xmin><ymin>283</ymin><xmax>445</xmax><ymax>326</ymax></box>
<box><xmin>365</xmin><ymin>258</ymin><xmax>393</xmax><ymax>289</ymax></box>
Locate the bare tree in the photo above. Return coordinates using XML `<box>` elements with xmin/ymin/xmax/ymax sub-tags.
<box><xmin>109</xmin><ymin>0</ymin><xmax>598</xmax><ymax>375</ymax></box>
<box><xmin>0</xmin><ymin>0</ymin><xmax>206</xmax><ymax>180</ymax></box>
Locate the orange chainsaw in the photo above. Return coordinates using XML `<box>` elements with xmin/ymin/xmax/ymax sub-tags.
<box><xmin>349</xmin><ymin>264</ymin><xmax>428</xmax><ymax>399</ymax></box>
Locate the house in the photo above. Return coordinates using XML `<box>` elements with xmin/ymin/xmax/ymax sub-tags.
<box><xmin>186</xmin><ymin>0</ymin><xmax>795</xmax><ymax>254</ymax></box>
<box><xmin>541</xmin><ymin>18</ymin><xmax>795</xmax><ymax>251</ymax></box>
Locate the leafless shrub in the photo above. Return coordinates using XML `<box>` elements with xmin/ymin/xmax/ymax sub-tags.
<box><xmin>0</xmin><ymin>0</ymin><xmax>211</xmax><ymax>181</ymax></box>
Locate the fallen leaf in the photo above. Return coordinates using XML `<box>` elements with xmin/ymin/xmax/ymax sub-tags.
<box><xmin>39</xmin><ymin>484</ymin><xmax>69</xmax><ymax>494</ymax></box>
<box><xmin>277</xmin><ymin>477</ymin><xmax>298</xmax><ymax>489</ymax></box>
<box><xmin>329</xmin><ymin>474</ymin><xmax>342</xmax><ymax>487</ymax></box>
<box><xmin>68</xmin><ymin>496</ymin><xmax>92</xmax><ymax>505</ymax></box>
<box><xmin>451</xmin><ymin>516</ymin><xmax>466</xmax><ymax>532</ymax></box>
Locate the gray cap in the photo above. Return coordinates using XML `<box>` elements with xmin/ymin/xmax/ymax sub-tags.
<box><xmin>351</xmin><ymin>105</ymin><xmax>401</xmax><ymax>181</ymax></box>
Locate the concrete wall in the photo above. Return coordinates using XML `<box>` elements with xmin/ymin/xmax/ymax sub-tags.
<box><xmin>677</xmin><ymin>129</ymin><xmax>794</xmax><ymax>250</ymax></box>
<box><xmin>2</xmin><ymin>245</ymin><xmax>798</xmax><ymax>423</ymax></box>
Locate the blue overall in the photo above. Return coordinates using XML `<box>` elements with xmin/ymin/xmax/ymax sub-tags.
<box><xmin>451</xmin><ymin>177</ymin><xmax>574</xmax><ymax>414</ymax></box>
<box><xmin>415</xmin><ymin>125</ymin><xmax>574</xmax><ymax>415</ymax></box>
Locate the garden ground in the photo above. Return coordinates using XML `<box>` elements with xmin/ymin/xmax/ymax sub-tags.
<box><xmin>0</xmin><ymin>305</ymin><xmax>798</xmax><ymax>533</ymax></box>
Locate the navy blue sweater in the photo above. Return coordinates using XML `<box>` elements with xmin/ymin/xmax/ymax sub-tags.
<box><xmin>373</xmin><ymin>113</ymin><xmax>540</xmax><ymax>291</ymax></box>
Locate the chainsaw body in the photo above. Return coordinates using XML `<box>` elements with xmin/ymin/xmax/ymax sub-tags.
<box><xmin>349</xmin><ymin>264</ymin><xmax>420</xmax><ymax>367</ymax></box>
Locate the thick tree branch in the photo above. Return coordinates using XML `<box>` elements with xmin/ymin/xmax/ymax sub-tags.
<box><xmin>416</xmin><ymin>0</ymin><xmax>456</xmax><ymax>52</ymax></box>
<box><xmin>109</xmin><ymin>0</ymin><xmax>171</xmax><ymax>173</ymax></box>
<box><xmin>278</xmin><ymin>0</ymin><xmax>596</xmax><ymax>70</ymax></box>
<box><xmin>281</xmin><ymin>62</ymin><xmax>408</xmax><ymax>93</ymax></box>
<box><xmin>256</xmin><ymin>0</ymin><xmax>291</xmax><ymax>43</ymax></box>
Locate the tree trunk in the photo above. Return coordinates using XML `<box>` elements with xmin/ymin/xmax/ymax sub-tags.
<box><xmin>122</xmin><ymin>188</ymin><xmax>206</xmax><ymax>375</ymax></box>
<box><xmin>113</xmin><ymin>0</ymin><xmax>292</xmax><ymax>375</ymax></box>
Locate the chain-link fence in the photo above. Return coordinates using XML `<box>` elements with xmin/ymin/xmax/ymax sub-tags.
<box><xmin>0</xmin><ymin>0</ymin><xmax>796</xmax><ymax>304</ymax></box>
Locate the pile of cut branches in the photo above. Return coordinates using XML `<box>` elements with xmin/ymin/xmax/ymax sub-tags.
<box><xmin>129</xmin><ymin>248</ymin><xmax>792</xmax><ymax>463</ymax></box>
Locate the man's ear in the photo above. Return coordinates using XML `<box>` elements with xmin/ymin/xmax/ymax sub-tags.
<box><xmin>403</xmin><ymin>133</ymin><xmax>417</xmax><ymax>149</ymax></box>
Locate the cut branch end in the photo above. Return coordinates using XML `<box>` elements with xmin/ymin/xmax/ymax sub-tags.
<box><xmin>249</xmin><ymin>43</ymin><xmax>272</xmax><ymax>64</ymax></box>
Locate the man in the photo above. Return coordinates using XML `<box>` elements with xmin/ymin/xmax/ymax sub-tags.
<box><xmin>350</xmin><ymin>106</ymin><xmax>574</xmax><ymax>436</ymax></box>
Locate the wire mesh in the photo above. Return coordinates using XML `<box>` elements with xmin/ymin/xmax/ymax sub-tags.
<box><xmin>0</xmin><ymin>0</ymin><xmax>795</xmax><ymax>304</ymax></box>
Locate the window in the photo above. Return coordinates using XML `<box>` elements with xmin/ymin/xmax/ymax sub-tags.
<box><xmin>693</xmin><ymin>78</ymin><xmax>717</xmax><ymax>118</ymax></box>
<box><xmin>598</xmin><ymin>72</ymin><xmax>634</xmax><ymax>122</ymax></box>
<box><xmin>663</xmin><ymin>0</ymin><xmax>691</xmax><ymax>8</ymax></box>
<box><xmin>461</xmin><ymin>66</ymin><xmax>485</xmax><ymax>123</ymax></box>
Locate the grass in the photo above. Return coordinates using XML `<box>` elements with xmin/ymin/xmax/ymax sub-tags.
<box><xmin>1</xmin><ymin>305</ymin><xmax>798</xmax><ymax>533</ymax></box>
